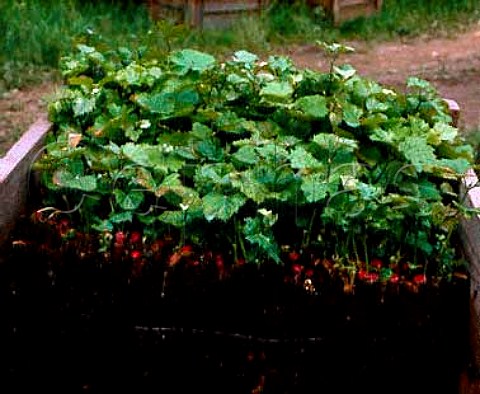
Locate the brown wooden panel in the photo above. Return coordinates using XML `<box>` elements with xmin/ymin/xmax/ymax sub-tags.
<box><xmin>306</xmin><ymin>0</ymin><xmax>382</xmax><ymax>25</ymax></box>
<box><xmin>341</xmin><ymin>0</ymin><xmax>370</xmax><ymax>6</ymax></box>
<box><xmin>147</xmin><ymin>0</ymin><xmax>269</xmax><ymax>28</ymax></box>
<box><xmin>203</xmin><ymin>0</ymin><xmax>261</xmax><ymax>14</ymax></box>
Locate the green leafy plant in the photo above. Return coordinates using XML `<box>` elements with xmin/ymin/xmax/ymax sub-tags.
<box><xmin>33</xmin><ymin>40</ymin><xmax>475</xmax><ymax>289</ymax></box>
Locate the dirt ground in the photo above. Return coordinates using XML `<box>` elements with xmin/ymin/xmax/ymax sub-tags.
<box><xmin>290</xmin><ymin>26</ymin><xmax>480</xmax><ymax>133</ymax></box>
<box><xmin>0</xmin><ymin>81</ymin><xmax>58</xmax><ymax>156</ymax></box>
<box><xmin>1</xmin><ymin>26</ymin><xmax>480</xmax><ymax>156</ymax></box>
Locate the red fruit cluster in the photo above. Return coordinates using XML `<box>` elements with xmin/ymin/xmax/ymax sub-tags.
<box><xmin>357</xmin><ymin>270</ymin><xmax>379</xmax><ymax>284</ymax></box>
<box><xmin>355</xmin><ymin>257</ymin><xmax>429</xmax><ymax>288</ymax></box>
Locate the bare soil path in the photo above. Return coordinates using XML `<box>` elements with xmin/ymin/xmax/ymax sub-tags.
<box><xmin>1</xmin><ymin>26</ymin><xmax>480</xmax><ymax>156</ymax></box>
<box><xmin>0</xmin><ymin>82</ymin><xmax>57</xmax><ymax>156</ymax></box>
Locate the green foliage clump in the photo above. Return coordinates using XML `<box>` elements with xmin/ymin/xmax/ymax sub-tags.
<box><xmin>35</xmin><ymin>41</ymin><xmax>475</xmax><ymax>280</ymax></box>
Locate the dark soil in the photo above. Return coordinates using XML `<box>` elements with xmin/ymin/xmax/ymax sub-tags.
<box><xmin>0</xmin><ymin>215</ymin><xmax>471</xmax><ymax>394</ymax></box>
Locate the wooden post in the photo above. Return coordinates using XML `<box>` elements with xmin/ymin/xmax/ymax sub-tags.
<box><xmin>186</xmin><ymin>0</ymin><xmax>203</xmax><ymax>28</ymax></box>
<box><xmin>317</xmin><ymin>0</ymin><xmax>383</xmax><ymax>26</ymax></box>
<box><xmin>147</xmin><ymin>0</ymin><xmax>161</xmax><ymax>18</ymax></box>
<box><xmin>444</xmin><ymin>98</ymin><xmax>460</xmax><ymax>128</ymax></box>
<box><xmin>332</xmin><ymin>0</ymin><xmax>340</xmax><ymax>26</ymax></box>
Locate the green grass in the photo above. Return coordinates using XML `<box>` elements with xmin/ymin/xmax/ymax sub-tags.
<box><xmin>1</xmin><ymin>0</ymin><xmax>480</xmax><ymax>92</ymax></box>
<box><xmin>1</xmin><ymin>0</ymin><xmax>151</xmax><ymax>66</ymax></box>
<box><xmin>339</xmin><ymin>0</ymin><xmax>480</xmax><ymax>39</ymax></box>
<box><xmin>0</xmin><ymin>0</ymin><xmax>151</xmax><ymax>91</ymax></box>
<box><xmin>209</xmin><ymin>0</ymin><xmax>480</xmax><ymax>50</ymax></box>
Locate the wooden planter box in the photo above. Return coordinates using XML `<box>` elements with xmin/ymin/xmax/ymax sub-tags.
<box><xmin>147</xmin><ymin>0</ymin><xmax>270</xmax><ymax>28</ymax></box>
<box><xmin>0</xmin><ymin>115</ymin><xmax>49</xmax><ymax>254</ymax></box>
<box><xmin>0</xmin><ymin>100</ymin><xmax>477</xmax><ymax>392</ymax></box>
<box><xmin>310</xmin><ymin>0</ymin><xmax>383</xmax><ymax>25</ymax></box>
<box><xmin>460</xmin><ymin>169</ymin><xmax>480</xmax><ymax>380</ymax></box>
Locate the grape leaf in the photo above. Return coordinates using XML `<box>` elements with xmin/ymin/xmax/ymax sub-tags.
<box><xmin>342</xmin><ymin>102</ymin><xmax>363</xmax><ymax>127</ymax></box>
<box><xmin>113</xmin><ymin>189</ymin><xmax>144</xmax><ymax>210</ymax></box>
<box><xmin>260</xmin><ymin>81</ymin><xmax>294</xmax><ymax>103</ymax></box>
<box><xmin>232</xmin><ymin>50</ymin><xmax>258</xmax><ymax>65</ymax></box>
<box><xmin>122</xmin><ymin>143</ymin><xmax>184</xmax><ymax>173</ymax></box>
<box><xmin>313</xmin><ymin>133</ymin><xmax>357</xmax><ymax>152</ymax></box>
<box><xmin>243</xmin><ymin>216</ymin><xmax>281</xmax><ymax>263</ymax></box>
<box><xmin>288</xmin><ymin>146</ymin><xmax>323</xmax><ymax>169</ymax></box>
<box><xmin>295</xmin><ymin>95</ymin><xmax>328</xmax><ymax>119</ymax></box>
<box><xmin>169</xmin><ymin>49</ymin><xmax>216</xmax><ymax>74</ymax></box>
<box><xmin>109</xmin><ymin>211</ymin><xmax>133</xmax><ymax>224</ymax></box>
<box><xmin>72</xmin><ymin>97</ymin><xmax>96</xmax><ymax>117</ymax></box>
<box><xmin>53</xmin><ymin>171</ymin><xmax>97</xmax><ymax>192</ymax></box>
<box><xmin>232</xmin><ymin>146</ymin><xmax>259</xmax><ymax>166</ymax></box>
<box><xmin>398</xmin><ymin>136</ymin><xmax>436</xmax><ymax>171</ymax></box>
<box><xmin>301</xmin><ymin>173</ymin><xmax>339</xmax><ymax>203</ymax></box>
<box><xmin>195</xmin><ymin>139</ymin><xmax>224</xmax><ymax>162</ymax></box>
<box><xmin>202</xmin><ymin>192</ymin><xmax>246</xmax><ymax>222</ymax></box>
<box><xmin>136</xmin><ymin>92</ymin><xmax>175</xmax><ymax>115</ymax></box>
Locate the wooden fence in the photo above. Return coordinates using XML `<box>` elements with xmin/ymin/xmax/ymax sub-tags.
<box><xmin>147</xmin><ymin>0</ymin><xmax>270</xmax><ymax>28</ymax></box>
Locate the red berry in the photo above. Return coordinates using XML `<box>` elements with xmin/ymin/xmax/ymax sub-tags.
<box><xmin>288</xmin><ymin>251</ymin><xmax>300</xmax><ymax>262</ymax></box>
<box><xmin>168</xmin><ymin>252</ymin><xmax>182</xmax><ymax>266</ymax></box>
<box><xmin>115</xmin><ymin>231</ymin><xmax>126</xmax><ymax>245</ymax></box>
<box><xmin>358</xmin><ymin>270</ymin><xmax>378</xmax><ymax>283</ymax></box>
<box><xmin>305</xmin><ymin>268</ymin><xmax>314</xmax><ymax>277</ymax></box>
<box><xmin>130</xmin><ymin>231</ymin><xmax>142</xmax><ymax>244</ymax></box>
<box><xmin>130</xmin><ymin>250</ymin><xmax>142</xmax><ymax>260</ymax></box>
<box><xmin>215</xmin><ymin>255</ymin><xmax>224</xmax><ymax>270</ymax></box>
<box><xmin>413</xmin><ymin>274</ymin><xmax>427</xmax><ymax>285</ymax></box>
<box><xmin>389</xmin><ymin>273</ymin><xmax>400</xmax><ymax>283</ymax></box>
<box><xmin>364</xmin><ymin>272</ymin><xmax>379</xmax><ymax>283</ymax></box>
<box><xmin>180</xmin><ymin>245</ymin><xmax>193</xmax><ymax>256</ymax></box>
<box><xmin>358</xmin><ymin>269</ymin><xmax>367</xmax><ymax>280</ymax></box>
<box><xmin>370</xmin><ymin>258</ymin><xmax>382</xmax><ymax>270</ymax></box>
<box><xmin>291</xmin><ymin>264</ymin><xmax>302</xmax><ymax>275</ymax></box>
<box><xmin>150</xmin><ymin>239</ymin><xmax>164</xmax><ymax>253</ymax></box>
<box><xmin>235</xmin><ymin>258</ymin><xmax>245</xmax><ymax>266</ymax></box>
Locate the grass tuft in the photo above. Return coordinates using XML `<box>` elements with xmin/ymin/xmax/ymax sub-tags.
<box><xmin>0</xmin><ymin>0</ymin><xmax>151</xmax><ymax>90</ymax></box>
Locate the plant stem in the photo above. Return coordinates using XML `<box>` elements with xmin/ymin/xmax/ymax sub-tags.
<box><xmin>235</xmin><ymin>216</ymin><xmax>247</xmax><ymax>262</ymax></box>
<box><xmin>181</xmin><ymin>211</ymin><xmax>187</xmax><ymax>246</ymax></box>
<box><xmin>351</xmin><ymin>229</ymin><xmax>360</xmax><ymax>266</ymax></box>
<box><xmin>362</xmin><ymin>232</ymin><xmax>370</xmax><ymax>271</ymax></box>
<box><xmin>304</xmin><ymin>207</ymin><xmax>317</xmax><ymax>249</ymax></box>
<box><xmin>232</xmin><ymin>218</ymin><xmax>238</xmax><ymax>262</ymax></box>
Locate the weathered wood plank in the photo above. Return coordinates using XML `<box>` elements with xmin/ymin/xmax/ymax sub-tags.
<box><xmin>307</xmin><ymin>0</ymin><xmax>382</xmax><ymax>25</ymax></box>
<box><xmin>0</xmin><ymin>115</ymin><xmax>50</xmax><ymax>253</ymax></box>
<box><xmin>147</xmin><ymin>0</ymin><xmax>268</xmax><ymax>28</ymax></box>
